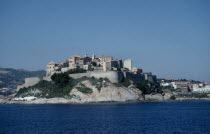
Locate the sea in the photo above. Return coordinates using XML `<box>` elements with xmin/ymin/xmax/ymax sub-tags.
<box><xmin>0</xmin><ymin>101</ymin><xmax>210</xmax><ymax>134</ymax></box>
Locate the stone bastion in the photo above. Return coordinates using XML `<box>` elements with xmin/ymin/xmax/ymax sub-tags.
<box><xmin>69</xmin><ymin>71</ymin><xmax>124</xmax><ymax>83</ymax></box>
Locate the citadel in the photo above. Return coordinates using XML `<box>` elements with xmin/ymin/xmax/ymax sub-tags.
<box><xmin>45</xmin><ymin>54</ymin><xmax>157</xmax><ymax>83</ymax></box>
<box><xmin>17</xmin><ymin>54</ymin><xmax>157</xmax><ymax>91</ymax></box>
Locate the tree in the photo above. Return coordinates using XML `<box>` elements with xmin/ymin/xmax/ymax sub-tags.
<box><xmin>136</xmin><ymin>80</ymin><xmax>150</xmax><ymax>94</ymax></box>
<box><xmin>51</xmin><ymin>73</ymin><xmax>70</xmax><ymax>87</ymax></box>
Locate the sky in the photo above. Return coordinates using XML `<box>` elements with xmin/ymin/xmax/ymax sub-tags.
<box><xmin>0</xmin><ymin>0</ymin><xmax>210</xmax><ymax>82</ymax></box>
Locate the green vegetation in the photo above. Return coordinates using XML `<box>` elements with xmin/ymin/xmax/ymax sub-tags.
<box><xmin>65</xmin><ymin>68</ymin><xmax>87</xmax><ymax>74</ymax></box>
<box><xmin>76</xmin><ymin>83</ymin><xmax>93</xmax><ymax>94</ymax></box>
<box><xmin>0</xmin><ymin>67</ymin><xmax>45</xmax><ymax>90</ymax></box>
<box><xmin>136</xmin><ymin>80</ymin><xmax>161</xmax><ymax>94</ymax></box>
<box><xmin>63</xmin><ymin>62</ymin><xmax>69</xmax><ymax>67</ymax></box>
<box><xmin>114</xmin><ymin>78</ymin><xmax>131</xmax><ymax>88</ymax></box>
<box><xmin>51</xmin><ymin>73</ymin><xmax>70</xmax><ymax>87</ymax></box>
<box><xmin>16</xmin><ymin>73</ymin><xmax>110</xmax><ymax>98</ymax></box>
<box><xmin>113</xmin><ymin>78</ymin><xmax>161</xmax><ymax>95</ymax></box>
<box><xmin>136</xmin><ymin>80</ymin><xmax>150</xmax><ymax>94</ymax></box>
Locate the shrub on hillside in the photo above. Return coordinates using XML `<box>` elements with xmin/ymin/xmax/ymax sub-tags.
<box><xmin>65</xmin><ymin>68</ymin><xmax>87</xmax><ymax>74</ymax></box>
<box><xmin>51</xmin><ymin>73</ymin><xmax>70</xmax><ymax>87</ymax></box>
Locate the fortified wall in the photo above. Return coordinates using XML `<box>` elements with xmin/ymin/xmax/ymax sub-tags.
<box><xmin>17</xmin><ymin>77</ymin><xmax>42</xmax><ymax>91</ymax></box>
<box><xmin>68</xmin><ymin>71</ymin><xmax>150</xmax><ymax>83</ymax></box>
<box><xmin>17</xmin><ymin>72</ymin><xmax>156</xmax><ymax>91</ymax></box>
<box><xmin>69</xmin><ymin>71</ymin><xmax>124</xmax><ymax>83</ymax></box>
<box><xmin>123</xmin><ymin>72</ymin><xmax>144</xmax><ymax>82</ymax></box>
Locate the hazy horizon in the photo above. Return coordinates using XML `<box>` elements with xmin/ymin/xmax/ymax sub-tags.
<box><xmin>1</xmin><ymin>0</ymin><xmax>210</xmax><ymax>82</ymax></box>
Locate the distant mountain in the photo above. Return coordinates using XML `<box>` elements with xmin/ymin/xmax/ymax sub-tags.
<box><xmin>0</xmin><ymin>68</ymin><xmax>46</xmax><ymax>91</ymax></box>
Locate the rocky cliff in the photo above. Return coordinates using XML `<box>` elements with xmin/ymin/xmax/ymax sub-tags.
<box><xmin>1</xmin><ymin>76</ymin><xmax>182</xmax><ymax>104</ymax></box>
<box><xmin>69</xmin><ymin>80</ymin><xmax>144</xmax><ymax>103</ymax></box>
<box><xmin>9</xmin><ymin>78</ymin><xmax>144</xmax><ymax>104</ymax></box>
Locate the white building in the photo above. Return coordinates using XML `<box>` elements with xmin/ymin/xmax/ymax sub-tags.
<box><xmin>192</xmin><ymin>84</ymin><xmax>210</xmax><ymax>93</ymax></box>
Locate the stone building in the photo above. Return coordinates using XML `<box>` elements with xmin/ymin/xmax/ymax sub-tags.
<box><xmin>68</xmin><ymin>55</ymin><xmax>92</xmax><ymax>70</ymax></box>
<box><xmin>99</xmin><ymin>56</ymin><xmax>113</xmax><ymax>66</ymax></box>
<box><xmin>111</xmin><ymin>59</ymin><xmax>123</xmax><ymax>70</ymax></box>
<box><xmin>143</xmin><ymin>72</ymin><xmax>157</xmax><ymax>83</ymax></box>
<box><xmin>46</xmin><ymin>61</ymin><xmax>56</xmax><ymax>76</ymax></box>
<box><xmin>44</xmin><ymin>54</ymin><xmax>158</xmax><ymax>84</ymax></box>
<box><xmin>103</xmin><ymin>62</ymin><xmax>111</xmax><ymax>72</ymax></box>
<box><xmin>76</xmin><ymin>56</ymin><xmax>92</xmax><ymax>69</ymax></box>
<box><xmin>124</xmin><ymin>59</ymin><xmax>132</xmax><ymax>71</ymax></box>
<box><xmin>132</xmin><ymin>67</ymin><xmax>142</xmax><ymax>74</ymax></box>
<box><xmin>69</xmin><ymin>55</ymin><xmax>81</xmax><ymax>69</ymax></box>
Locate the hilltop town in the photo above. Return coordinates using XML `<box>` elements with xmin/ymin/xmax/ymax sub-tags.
<box><xmin>45</xmin><ymin>54</ymin><xmax>157</xmax><ymax>83</ymax></box>
<box><xmin>17</xmin><ymin>54</ymin><xmax>157</xmax><ymax>91</ymax></box>
<box><xmin>0</xmin><ymin>54</ymin><xmax>210</xmax><ymax>104</ymax></box>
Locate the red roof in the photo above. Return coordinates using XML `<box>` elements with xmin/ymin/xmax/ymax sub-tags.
<box><xmin>48</xmin><ymin>61</ymin><xmax>56</xmax><ymax>65</ymax></box>
<box><xmin>62</xmin><ymin>60</ymin><xmax>68</xmax><ymax>63</ymax></box>
<box><xmin>133</xmin><ymin>67</ymin><xmax>141</xmax><ymax>69</ymax></box>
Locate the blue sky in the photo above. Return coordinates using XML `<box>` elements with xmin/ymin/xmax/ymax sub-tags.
<box><xmin>0</xmin><ymin>0</ymin><xmax>210</xmax><ymax>82</ymax></box>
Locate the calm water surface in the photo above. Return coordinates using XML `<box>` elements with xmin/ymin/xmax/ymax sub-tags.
<box><xmin>0</xmin><ymin>101</ymin><xmax>210</xmax><ymax>134</ymax></box>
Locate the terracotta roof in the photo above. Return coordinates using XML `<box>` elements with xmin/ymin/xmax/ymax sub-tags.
<box><xmin>48</xmin><ymin>61</ymin><xmax>56</xmax><ymax>65</ymax></box>
<box><xmin>133</xmin><ymin>67</ymin><xmax>141</xmax><ymax>69</ymax></box>
<box><xmin>78</xmin><ymin>57</ymin><xmax>84</xmax><ymax>59</ymax></box>
<box><xmin>70</xmin><ymin>55</ymin><xmax>81</xmax><ymax>58</ymax></box>
<box><xmin>62</xmin><ymin>60</ymin><xmax>68</xmax><ymax>63</ymax></box>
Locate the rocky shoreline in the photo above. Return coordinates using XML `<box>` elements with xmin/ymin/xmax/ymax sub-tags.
<box><xmin>1</xmin><ymin>79</ymin><xmax>210</xmax><ymax>105</ymax></box>
<box><xmin>1</xmin><ymin>96</ymin><xmax>210</xmax><ymax>105</ymax></box>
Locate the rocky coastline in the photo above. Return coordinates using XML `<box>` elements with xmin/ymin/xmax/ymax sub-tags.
<box><xmin>1</xmin><ymin>76</ymin><xmax>210</xmax><ymax>105</ymax></box>
<box><xmin>1</xmin><ymin>93</ymin><xmax>209</xmax><ymax>105</ymax></box>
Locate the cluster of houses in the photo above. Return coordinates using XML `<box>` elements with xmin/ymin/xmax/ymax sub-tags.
<box><xmin>47</xmin><ymin>54</ymin><xmax>141</xmax><ymax>76</ymax></box>
<box><xmin>160</xmin><ymin>78</ymin><xmax>210</xmax><ymax>93</ymax></box>
<box><xmin>16</xmin><ymin>54</ymin><xmax>157</xmax><ymax>91</ymax></box>
<box><xmin>45</xmin><ymin>54</ymin><xmax>157</xmax><ymax>83</ymax></box>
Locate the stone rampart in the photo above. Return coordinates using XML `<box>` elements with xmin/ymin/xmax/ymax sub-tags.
<box><xmin>123</xmin><ymin>72</ymin><xmax>144</xmax><ymax>82</ymax></box>
<box><xmin>69</xmin><ymin>72</ymin><xmax>91</xmax><ymax>79</ymax></box>
<box><xmin>43</xmin><ymin>75</ymin><xmax>52</xmax><ymax>81</ymax></box>
<box><xmin>69</xmin><ymin>71</ymin><xmax>123</xmax><ymax>83</ymax></box>
<box><xmin>17</xmin><ymin>77</ymin><xmax>42</xmax><ymax>91</ymax></box>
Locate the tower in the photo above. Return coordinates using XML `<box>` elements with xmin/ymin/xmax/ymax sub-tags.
<box><xmin>92</xmin><ymin>54</ymin><xmax>95</xmax><ymax>60</ymax></box>
<box><xmin>123</xmin><ymin>59</ymin><xmax>132</xmax><ymax>71</ymax></box>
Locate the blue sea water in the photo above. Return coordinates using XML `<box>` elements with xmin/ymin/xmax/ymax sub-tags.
<box><xmin>0</xmin><ymin>101</ymin><xmax>210</xmax><ymax>134</ymax></box>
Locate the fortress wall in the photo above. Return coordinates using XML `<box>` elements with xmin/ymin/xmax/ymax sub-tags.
<box><xmin>90</xmin><ymin>71</ymin><xmax>123</xmax><ymax>83</ymax></box>
<box><xmin>144</xmin><ymin>74</ymin><xmax>154</xmax><ymax>83</ymax></box>
<box><xmin>43</xmin><ymin>76</ymin><xmax>52</xmax><ymax>81</ymax></box>
<box><xmin>69</xmin><ymin>71</ymin><xmax>123</xmax><ymax>83</ymax></box>
<box><xmin>24</xmin><ymin>77</ymin><xmax>42</xmax><ymax>88</ymax></box>
<box><xmin>124</xmin><ymin>72</ymin><xmax>144</xmax><ymax>82</ymax></box>
<box><xmin>69</xmin><ymin>72</ymin><xmax>91</xmax><ymax>79</ymax></box>
<box><xmin>17</xmin><ymin>77</ymin><xmax>41</xmax><ymax>91</ymax></box>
